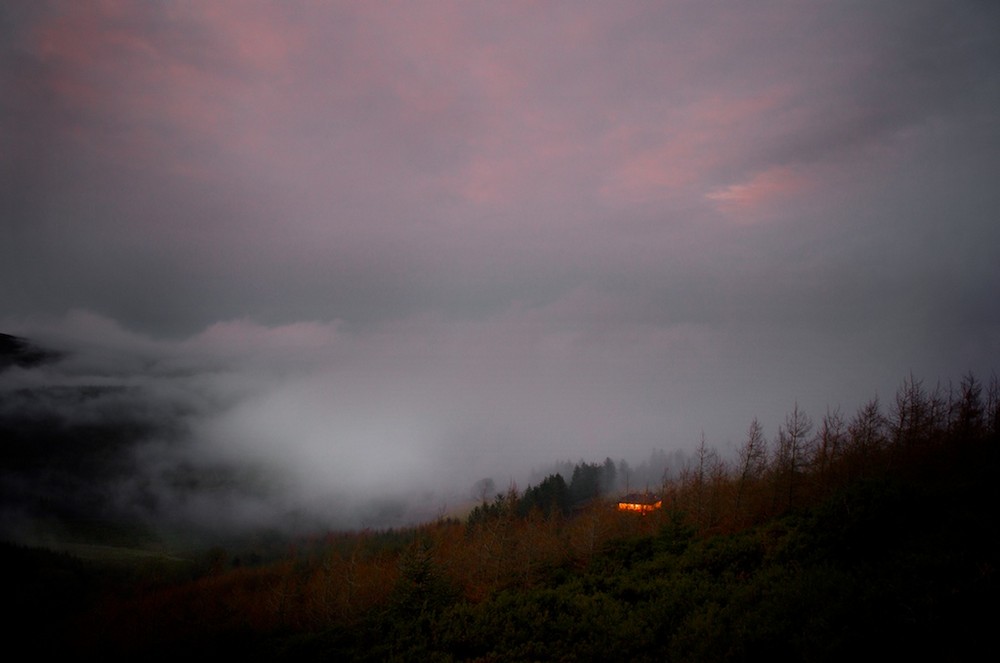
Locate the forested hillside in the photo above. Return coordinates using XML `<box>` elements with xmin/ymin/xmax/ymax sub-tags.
<box><xmin>6</xmin><ymin>373</ymin><xmax>999</xmax><ymax>660</ymax></box>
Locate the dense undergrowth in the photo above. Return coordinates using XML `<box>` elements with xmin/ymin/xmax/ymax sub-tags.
<box><xmin>6</xmin><ymin>373</ymin><xmax>999</xmax><ymax>660</ymax></box>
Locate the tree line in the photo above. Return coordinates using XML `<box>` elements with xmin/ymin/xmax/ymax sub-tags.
<box><xmin>9</xmin><ymin>371</ymin><xmax>999</xmax><ymax>659</ymax></box>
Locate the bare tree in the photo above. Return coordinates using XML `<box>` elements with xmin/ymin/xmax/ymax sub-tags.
<box><xmin>890</xmin><ymin>374</ymin><xmax>929</xmax><ymax>449</ymax></box>
<box><xmin>987</xmin><ymin>373</ymin><xmax>1000</xmax><ymax>442</ymax></box>
<box><xmin>693</xmin><ymin>432</ymin><xmax>711</xmax><ymax>529</ymax></box>
<box><xmin>848</xmin><ymin>396</ymin><xmax>886</xmax><ymax>477</ymax></box>
<box><xmin>774</xmin><ymin>403</ymin><xmax>813</xmax><ymax>511</ymax></box>
<box><xmin>734</xmin><ymin>418</ymin><xmax>768</xmax><ymax>523</ymax></box>
<box><xmin>814</xmin><ymin>407</ymin><xmax>846</xmax><ymax>491</ymax></box>
<box><xmin>952</xmin><ymin>372</ymin><xmax>984</xmax><ymax>441</ymax></box>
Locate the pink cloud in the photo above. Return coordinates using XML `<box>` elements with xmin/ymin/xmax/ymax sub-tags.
<box><xmin>27</xmin><ymin>2</ymin><xmax>302</xmax><ymax>183</ymax></box>
<box><xmin>705</xmin><ymin>166</ymin><xmax>812</xmax><ymax>219</ymax></box>
<box><xmin>599</xmin><ymin>87</ymin><xmax>793</xmax><ymax>205</ymax></box>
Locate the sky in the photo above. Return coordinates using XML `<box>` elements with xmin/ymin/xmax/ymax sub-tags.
<box><xmin>2</xmin><ymin>1</ymin><xmax>999</xmax><ymax>537</ymax></box>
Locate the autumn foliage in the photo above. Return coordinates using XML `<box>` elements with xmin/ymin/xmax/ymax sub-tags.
<box><xmin>8</xmin><ymin>372</ymin><xmax>1000</xmax><ymax>660</ymax></box>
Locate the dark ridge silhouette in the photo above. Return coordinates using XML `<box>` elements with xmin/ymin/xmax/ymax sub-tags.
<box><xmin>0</xmin><ymin>333</ymin><xmax>64</xmax><ymax>371</ymax></box>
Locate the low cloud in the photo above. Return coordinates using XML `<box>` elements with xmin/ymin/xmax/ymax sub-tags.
<box><xmin>0</xmin><ymin>308</ymin><xmax>724</xmax><ymax>544</ymax></box>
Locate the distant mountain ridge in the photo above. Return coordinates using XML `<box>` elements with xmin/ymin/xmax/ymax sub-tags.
<box><xmin>0</xmin><ymin>333</ymin><xmax>63</xmax><ymax>371</ymax></box>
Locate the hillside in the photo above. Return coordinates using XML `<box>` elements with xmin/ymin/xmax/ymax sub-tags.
<box><xmin>3</xmin><ymin>373</ymin><xmax>997</xmax><ymax>660</ymax></box>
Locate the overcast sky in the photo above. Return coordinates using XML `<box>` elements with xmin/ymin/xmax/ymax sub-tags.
<box><xmin>2</xmin><ymin>1</ymin><xmax>999</xmax><ymax>530</ymax></box>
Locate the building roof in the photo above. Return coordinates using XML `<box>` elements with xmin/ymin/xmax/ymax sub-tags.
<box><xmin>618</xmin><ymin>493</ymin><xmax>661</xmax><ymax>505</ymax></box>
